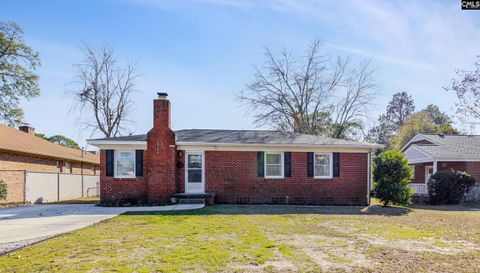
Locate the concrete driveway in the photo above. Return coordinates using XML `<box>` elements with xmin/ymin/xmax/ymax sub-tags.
<box><xmin>0</xmin><ymin>203</ymin><xmax>204</xmax><ymax>254</ymax></box>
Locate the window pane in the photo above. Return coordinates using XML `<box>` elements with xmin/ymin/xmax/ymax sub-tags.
<box><xmin>188</xmin><ymin>155</ymin><xmax>202</xmax><ymax>168</ymax></box>
<box><xmin>315</xmin><ymin>165</ymin><xmax>330</xmax><ymax>177</ymax></box>
<box><xmin>115</xmin><ymin>151</ymin><xmax>135</xmax><ymax>177</ymax></box>
<box><xmin>266</xmin><ymin>165</ymin><xmax>281</xmax><ymax>177</ymax></box>
<box><xmin>118</xmin><ymin>152</ymin><xmax>134</xmax><ymax>163</ymax></box>
<box><xmin>117</xmin><ymin>163</ymin><xmax>135</xmax><ymax>176</ymax></box>
<box><xmin>314</xmin><ymin>153</ymin><xmax>331</xmax><ymax>177</ymax></box>
<box><xmin>188</xmin><ymin>170</ymin><xmax>202</xmax><ymax>183</ymax></box>
<box><xmin>266</xmin><ymin>153</ymin><xmax>281</xmax><ymax>164</ymax></box>
<box><xmin>315</xmin><ymin>154</ymin><xmax>330</xmax><ymax>166</ymax></box>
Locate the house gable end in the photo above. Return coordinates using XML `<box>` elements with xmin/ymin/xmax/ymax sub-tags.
<box><xmin>404</xmin><ymin>145</ymin><xmax>434</xmax><ymax>164</ymax></box>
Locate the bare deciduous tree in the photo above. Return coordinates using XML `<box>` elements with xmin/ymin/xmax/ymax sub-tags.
<box><xmin>239</xmin><ymin>40</ymin><xmax>377</xmax><ymax>140</ymax></box>
<box><xmin>68</xmin><ymin>45</ymin><xmax>136</xmax><ymax>138</ymax></box>
<box><xmin>330</xmin><ymin>61</ymin><xmax>377</xmax><ymax>139</ymax></box>
<box><xmin>444</xmin><ymin>56</ymin><xmax>480</xmax><ymax>123</ymax></box>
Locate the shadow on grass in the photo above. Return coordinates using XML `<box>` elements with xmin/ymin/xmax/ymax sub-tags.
<box><xmin>124</xmin><ymin>204</ymin><xmax>413</xmax><ymax>217</ymax></box>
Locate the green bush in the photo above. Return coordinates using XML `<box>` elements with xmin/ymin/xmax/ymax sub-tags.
<box><xmin>0</xmin><ymin>180</ymin><xmax>7</xmax><ymax>200</ymax></box>
<box><xmin>428</xmin><ymin>171</ymin><xmax>475</xmax><ymax>205</ymax></box>
<box><xmin>373</xmin><ymin>150</ymin><xmax>414</xmax><ymax>207</ymax></box>
<box><xmin>100</xmin><ymin>195</ymin><xmax>146</xmax><ymax>207</ymax></box>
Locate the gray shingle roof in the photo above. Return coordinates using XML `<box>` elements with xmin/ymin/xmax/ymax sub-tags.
<box><xmin>89</xmin><ymin>129</ymin><xmax>380</xmax><ymax>148</ymax></box>
<box><xmin>413</xmin><ymin>134</ymin><xmax>480</xmax><ymax>159</ymax></box>
<box><xmin>92</xmin><ymin>134</ymin><xmax>148</xmax><ymax>142</ymax></box>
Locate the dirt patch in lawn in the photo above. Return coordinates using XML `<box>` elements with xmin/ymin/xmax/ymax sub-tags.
<box><xmin>273</xmin><ymin>234</ymin><xmax>375</xmax><ymax>272</ymax></box>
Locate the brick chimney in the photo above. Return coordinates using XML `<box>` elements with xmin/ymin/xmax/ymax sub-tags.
<box><xmin>153</xmin><ymin>92</ymin><xmax>171</xmax><ymax>130</ymax></box>
<box><xmin>19</xmin><ymin>125</ymin><xmax>35</xmax><ymax>135</ymax></box>
<box><xmin>146</xmin><ymin>92</ymin><xmax>177</xmax><ymax>204</ymax></box>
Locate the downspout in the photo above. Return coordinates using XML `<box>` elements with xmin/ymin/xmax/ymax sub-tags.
<box><xmin>367</xmin><ymin>151</ymin><xmax>371</xmax><ymax>206</ymax></box>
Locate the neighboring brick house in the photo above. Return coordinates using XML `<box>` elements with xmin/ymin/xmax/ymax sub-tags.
<box><xmin>402</xmin><ymin>134</ymin><xmax>480</xmax><ymax>196</ymax></box>
<box><xmin>0</xmin><ymin>124</ymin><xmax>100</xmax><ymax>203</ymax></box>
<box><xmin>87</xmin><ymin>93</ymin><xmax>382</xmax><ymax>206</ymax></box>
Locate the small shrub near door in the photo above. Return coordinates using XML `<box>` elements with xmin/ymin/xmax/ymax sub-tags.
<box><xmin>373</xmin><ymin>150</ymin><xmax>414</xmax><ymax>207</ymax></box>
<box><xmin>428</xmin><ymin>171</ymin><xmax>475</xmax><ymax>205</ymax></box>
<box><xmin>0</xmin><ymin>180</ymin><xmax>7</xmax><ymax>200</ymax></box>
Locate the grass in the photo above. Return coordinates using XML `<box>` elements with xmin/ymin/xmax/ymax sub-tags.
<box><xmin>2</xmin><ymin>204</ymin><xmax>480</xmax><ymax>272</ymax></box>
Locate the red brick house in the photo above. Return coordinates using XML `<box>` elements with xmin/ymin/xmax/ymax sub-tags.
<box><xmin>0</xmin><ymin>124</ymin><xmax>99</xmax><ymax>203</ymax></box>
<box><xmin>402</xmin><ymin>134</ymin><xmax>480</xmax><ymax>196</ymax></box>
<box><xmin>87</xmin><ymin>93</ymin><xmax>382</xmax><ymax>205</ymax></box>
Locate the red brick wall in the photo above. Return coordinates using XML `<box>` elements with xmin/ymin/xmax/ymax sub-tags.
<box><xmin>99</xmin><ymin>150</ymin><xmax>147</xmax><ymax>201</ymax></box>
<box><xmin>145</xmin><ymin>99</ymin><xmax>177</xmax><ymax>204</ymax></box>
<box><xmin>98</xmin><ymin>98</ymin><xmax>177</xmax><ymax>204</ymax></box>
<box><xmin>178</xmin><ymin>151</ymin><xmax>369</xmax><ymax>205</ymax></box>
<box><xmin>410</xmin><ymin>161</ymin><xmax>480</xmax><ymax>185</ymax></box>
<box><xmin>100</xmin><ymin>149</ymin><xmax>370</xmax><ymax>205</ymax></box>
<box><xmin>0</xmin><ymin>152</ymin><xmax>59</xmax><ymax>172</ymax></box>
<box><xmin>438</xmin><ymin>161</ymin><xmax>480</xmax><ymax>184</ymax></box>
<box><xmin>0</xmin><ymin>170</ymin><xmax>25</xmax><ymax>203</ymax></box>
<box><xmin>466</xmin><ymin>162</ymin><xmax>480</xmax><ymax>184</ymax></box>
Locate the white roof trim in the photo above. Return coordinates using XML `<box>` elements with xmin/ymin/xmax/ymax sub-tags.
<box><xmin>87</xmin><ymin>140</ymin><xmax>147</xmax><ymax>150</ymax></box>
<box><xmin>436</xmin><ymin>158</ymin><xmax>480</xmax><ymax>162</ymax></box>
<box><xmin>400</xmin><ymin>134</ymin><xmax>439</xmax><ymax>152</ymax></box>
<box><xmin>87</xmin><ymin>140</ymin><xmax>147</xmax><ymax>145</ymax></box>
<box><xmin>404</xmin><ymin>145</ymin><xmax>435</xmax><ymax>164</ymax></box>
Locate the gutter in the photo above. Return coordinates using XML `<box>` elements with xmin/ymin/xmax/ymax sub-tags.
<box><xmin>87</xmin><ymin>140</ymin><xmax>383</xmax><ymax>150</ymax></box>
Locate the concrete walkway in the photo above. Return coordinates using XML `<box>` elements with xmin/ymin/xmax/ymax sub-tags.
<box><xmin>0</xmin><ymin>203</ymin><xmax>204</xmax><ymax>254</ymax></box>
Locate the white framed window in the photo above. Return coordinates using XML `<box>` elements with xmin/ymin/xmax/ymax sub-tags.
<box><xmin>114</xmin><ymin>150</ymin><xmax>135</xmax><ymax>178</ymax></box>
<box><xmin>314</xmin><ymin>152</ymin><xmax>333</xmax><ymax>179</ymax></box>
<box><xmin>265</xmin><ymin>152</ymin><xmax>284</xmax><ymax>178</ymax></box>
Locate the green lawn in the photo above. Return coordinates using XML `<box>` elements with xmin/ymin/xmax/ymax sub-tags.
<box><xmin>2</xmin><ymin>204</ymin><xmax>480</xmax><ymax>272</ymax></box>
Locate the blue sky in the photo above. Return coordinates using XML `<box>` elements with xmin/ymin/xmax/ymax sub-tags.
<box><xmin>1</xmin><ymin>0</ymin><xmax>480</xmax><ymax>148</ymax></box>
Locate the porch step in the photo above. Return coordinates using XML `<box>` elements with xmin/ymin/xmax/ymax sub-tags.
<box><xmin>171</xmin><ymin>192</ymin><xmax>216</xmax><ymax>205</ymax></box>
<box><xmin>178</xmin><ymin>198</ymin><xmax>205</xmax><ymax>204</ymax></box>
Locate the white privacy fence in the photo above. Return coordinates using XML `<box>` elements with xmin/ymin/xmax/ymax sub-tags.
<box><xmin>25</xmin><ymin>172</ymin><xmax>99</xmax><ymax>204</ymax></box>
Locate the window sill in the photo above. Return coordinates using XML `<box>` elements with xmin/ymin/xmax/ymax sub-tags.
<box><xmin>314</xmin><ymin>176</ymin><xmax>333</xmax><ymax>179</ymax></box>
<box><xmin>264</xmin><ymin>176</ymin><xmax>284</xmax><ymax>179</ymax></box>
<box><xmin>113</xmin><ymin>176</ymin><xmax>137</xmax><ymax>180</ymax></box>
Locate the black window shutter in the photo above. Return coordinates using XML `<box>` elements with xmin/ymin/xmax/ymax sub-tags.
<box><xmin>284</xmin><ymin>152</ymin><xmax>292</xmax><ymax>177</ymax></box>
<box><xmin>333</xmin><ymin>152</ymin><xmax>340</xmax><ymax>177</ymax></box>
<box><xmin>106</xmin><ymin>150</ymin><xmax>114</xmax><ymax>177</ymax></box>
<box><xmin>257</xmin><ymin>152</ymin><xmax>264</xmax><ymax>177</ymax></box>
<box><xmin>307</xmin><ymin>152</ymin><xmax>314</xmax><ymax>177</ymax></box>
<box><xmin>135</xmin><ymin>150</ymin><xmax>144</xmax><ymax>177</ymax></box>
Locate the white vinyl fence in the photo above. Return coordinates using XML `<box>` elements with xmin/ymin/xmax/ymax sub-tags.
<box><xmin>25</xmin><ymin>172</ymin><xmax>99</xmax><ymax>204</ymax></box>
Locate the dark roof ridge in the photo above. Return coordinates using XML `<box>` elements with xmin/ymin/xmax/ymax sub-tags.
<box><xmin>423</xmin><ymin>133</ymin><xmax>480</xmax><ymax>137</ymax></box>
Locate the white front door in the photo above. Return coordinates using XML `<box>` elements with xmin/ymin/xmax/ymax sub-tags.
<box><xmin>425</xmin><ymin>165</ymin><xmax>433</xmax><ymax>184</ymax></box>
<box><xmin>185</xmin><ymin>152</ymin><xmax>205</xmax><ymax>193</ymax></box>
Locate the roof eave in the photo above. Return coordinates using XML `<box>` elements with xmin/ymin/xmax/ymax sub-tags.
<box><xmin>87</xmin><ymin>140</ymin><xmax>147</xmax><ymax>145</ymax></box>
<box><xmin>0</xmin><ymin>147</ymin><xmax>99</xmax><ymax>165</ymax></box>
<box><xmin>86</xmin><ymin>140</ymin><xmax>383</xmax><ymax>150</ymax></box>
<box><xmin>176</xmin><ymin>141</ymin><xmax>383</xmax><ymax>150</ymax></box>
